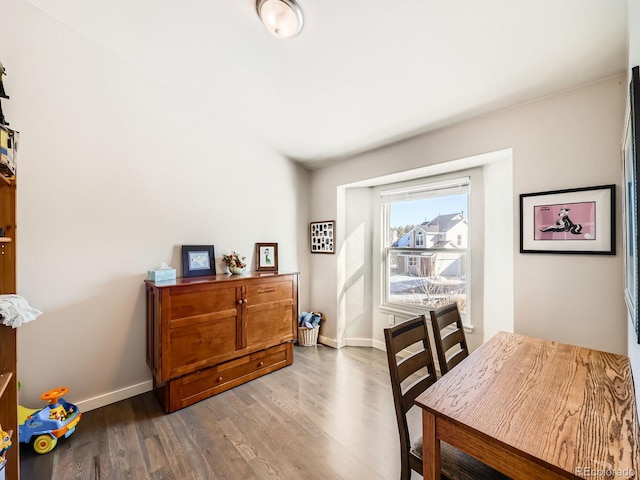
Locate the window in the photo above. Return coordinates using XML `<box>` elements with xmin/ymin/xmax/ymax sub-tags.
<box><xmin>382</xmin><ymin>178</ymin><xmax>469</xmax><ymax>314</ymax></box>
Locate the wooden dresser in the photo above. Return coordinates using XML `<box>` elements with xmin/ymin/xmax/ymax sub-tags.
<box><xmin>145</xmin><ymin>271</ymin><xmax>298</xmax><ymax>413</ymax></box>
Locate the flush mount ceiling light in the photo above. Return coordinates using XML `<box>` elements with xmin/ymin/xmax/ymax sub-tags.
<box><xmin>256</xmin><ymin>0</ymin><xmax>304</xmax><ymax>39</ymax></box>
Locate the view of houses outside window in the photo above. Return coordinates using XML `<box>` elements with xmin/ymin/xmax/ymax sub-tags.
<box><xmin>383</xmin><ymin>182</ymin><xmax>469</xmax><ymax>314</ymax></box>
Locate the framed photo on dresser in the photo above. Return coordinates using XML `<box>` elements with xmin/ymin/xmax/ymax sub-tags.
<box><xmin>181</xmin><ymin>245</ymin><xmax>216</xmax><ymax>277</ymax></box>
<box><xmin>256</xmin><ymin>243</ymin><xmax>278</xmax><ymax>271</ymax></box>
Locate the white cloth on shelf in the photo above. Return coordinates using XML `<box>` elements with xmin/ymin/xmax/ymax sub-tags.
<box><xmin>0</xmin><ymin>294</ymin><xmax>42</xmax><ymax>328</ymax></box>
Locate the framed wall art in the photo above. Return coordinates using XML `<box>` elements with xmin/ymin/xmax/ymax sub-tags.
<box><xmin>310</xmin><ymin>220</ymin><xmax>335</xmax><ymax>254</ymax></box>
<box><xmin>181</xmin><ymin>245</ymin><xmax>216</xmax><ymax>277</ymax></box>
<box><xmin>623</xmin><ymin>65</ymin><xmax>640</xmax><ymax>343</ymax></box>
<box><xmin>256</xmin><ymin>243</ymin><xmax>278</xmax><ymax>271</ymax></box>
<box><xmin>519</xmin><ymin>184</ymin><xmax>615</xmax><ymax>255</ymax></box>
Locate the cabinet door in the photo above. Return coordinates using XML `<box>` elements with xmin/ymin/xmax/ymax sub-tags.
<box><xmin>244</xmin><ymin>278</ymin><xmax>296</xmax><ymax>351</ymax></box>
<box><xmin>165</xmin><ymin>284</ymin><xmax>238</xmax><ymax>379</ymax></box>
<box><xmin>0</xmin><ymin>241</ymin><xmax>14</xmax><ymax>294</ymax></box>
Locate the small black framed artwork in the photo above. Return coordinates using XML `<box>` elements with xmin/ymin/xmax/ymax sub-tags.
<box><xmin>310</xmin><ymin>220</ymin><xmax>335</xmax><ymax>254</ymax></box>
<box><xmin>181</xmin><ymin>245</ymin><xmax>216</xmax><ymax>277</ymax></box>
<box><xmin>256</xmin><ymin>243</ymin><xmax>278</xmax><ymax>271</ymax></box>
<box><xmin>519</xmin><ymin>184</ymin><xmax>615</xmax><ymax>255</ymax></box>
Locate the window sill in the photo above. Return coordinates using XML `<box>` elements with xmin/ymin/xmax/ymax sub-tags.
<box><xmin>379</xmin><ymin>304</ymin><xmax>474</xmax><ymax>334</ymax></box>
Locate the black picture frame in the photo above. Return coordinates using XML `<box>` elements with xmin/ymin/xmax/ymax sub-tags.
<box><xmin>310</xmin><ymin>220</ymin><xmax>335</xmax><ymax>254</ymax></box>
<box><xmin>519</xmin><ymin>184</ymin><xmax>615</xmax><ymax>255</ymax></box>
<box><xmin>181</xmin><ymin>245</ymin><xmax>216</xmax><ymax>277</ymax></box>
<box><xmin>623</xmin><ymin>65</ymin><xmax>640</xmax><ymax>344</ymax></box>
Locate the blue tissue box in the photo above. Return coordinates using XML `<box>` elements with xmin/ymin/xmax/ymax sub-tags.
<box><xmin>147</xmin><ymin>268</ymin><xmax>176</xmax><ymax>282</ymax></box>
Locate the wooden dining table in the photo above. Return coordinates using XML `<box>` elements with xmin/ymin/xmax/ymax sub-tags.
<box><xmin>415</xmin><ymin>331</ymin><xmax>640</xmax><ymax>479</ymax></box>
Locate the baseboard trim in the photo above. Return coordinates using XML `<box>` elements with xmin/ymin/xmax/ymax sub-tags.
<box><xmin>75</xmin><ymin>380</ymin><xmax>153</xmax><ymax>412</ymax></box>
<box><xmin>318</xmin><ymin>335</ymin><xmax>340</xmax><ymax>348</ymax></box>
<box><xmin>317</xmin><ymin>335</ymin><xmax>385</xmax><ymax>351</ymax></box>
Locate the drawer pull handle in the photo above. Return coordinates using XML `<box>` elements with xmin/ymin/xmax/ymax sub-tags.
<box><xmin>217</xmin><ymin>376</ymin><xmax>223</xmax><ymax>382</ymax></box>
<box><xmin>244</xmin><ymin>298</ymin><xmax>249</xmax><ymax>304</ymax></box>
<box><xmin>258</xmin><ymin>361</ymin><xmax>264</xmax><ymax>367</ymax></box>
<box><xmin>238</xmin><ymin>299</ymin><xmax>243</xmax><ymax>304</ymax></box>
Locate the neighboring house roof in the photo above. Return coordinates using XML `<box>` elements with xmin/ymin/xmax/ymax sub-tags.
<box><xmin>391</xmin><ymin>212</ymin><xmax>466</xmax><ymax>247</ymax></box>
<box><xmin>431</xmin><ymin>240</ymin><xmax>454</xmax><ymax>248</ymax></box>
<box><xmin>421</xmin><ymin>213</ymin><xmax>466</xmax><ymax>233</ymax></box>
<box><xmin>393</xmin><ymin>233</ymin><xmax>411</xmax><ymax>247</ymax></box>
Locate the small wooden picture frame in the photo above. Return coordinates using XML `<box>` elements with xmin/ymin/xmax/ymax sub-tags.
<box><xmin>310</xmin><ymin>221</ymin><xmax>335</xmax><ymax>254</ymax></box>
<box><xmin>256</xmin><ymin>243</ymin><xmax>278</xmax><ymax>271</ymax></box>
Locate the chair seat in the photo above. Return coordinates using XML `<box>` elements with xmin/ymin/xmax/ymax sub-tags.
<box><xmin>412</xmin><ymin>436</ymin><xmax>510</xmax><ymax>480</ymax></box>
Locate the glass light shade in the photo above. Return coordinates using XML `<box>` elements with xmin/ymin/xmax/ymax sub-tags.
<box><xmin>257</xmin><ymin>0</ymin><xmax>303</xmax><ymax>39</ymax></box>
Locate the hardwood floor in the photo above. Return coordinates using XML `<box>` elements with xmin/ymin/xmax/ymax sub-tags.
<box><xmin>20</xmin><ymin>345</ymin><xmax>422</xmax><ymax>479</ymax></box>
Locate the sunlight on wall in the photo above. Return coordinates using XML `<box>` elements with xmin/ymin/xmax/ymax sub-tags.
<box><xmin>346</xmin><ymin>276</ymin><xmax>365</xmax><ymax>326</ymax></box>
<box><xmin>345</xmin><ymin>223</ymin><xmax>365</xmax><ymax>279</ymax></box>
<box><xmin>344</xmin><ymin>224</ymin><xmax>366</xmax><ymax>336</ymax></box>
<box><xmin>337</xmin><ymin>210</ymin><xmax>370</xmax><ymax>344</ymax></box>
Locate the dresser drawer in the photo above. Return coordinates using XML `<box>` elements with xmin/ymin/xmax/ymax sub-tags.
<box><xmin>157</xmin><ymin>342</ymin><xmax>294</xmax><ymax>413</ymax></box>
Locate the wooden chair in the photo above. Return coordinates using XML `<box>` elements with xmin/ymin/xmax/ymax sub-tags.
<box><xmin>429</xmin><ymin>303</ymin><xmax>469</xmax><ymax>376</ymax></box>
<box><xmin>384</xmin><ymin>315</ymin><xmax>509</xmax><ymax>480</ymax></box>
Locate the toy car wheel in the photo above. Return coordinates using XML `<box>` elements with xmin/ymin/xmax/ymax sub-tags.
<box><xmin>32</xmin><ymin>435</ymin><xmax>57</xmax><ymax>454</ymax></box>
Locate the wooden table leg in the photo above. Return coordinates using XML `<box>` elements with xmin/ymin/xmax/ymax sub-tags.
<box><xmin>423</xmin><ymin>410</ymin><xmax>440</xmax><ymax>480</ymax></box>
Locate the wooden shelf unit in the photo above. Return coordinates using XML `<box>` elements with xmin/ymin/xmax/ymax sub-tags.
<box><xmin>0</xmin><ymin>160</ymin><xmax>19</xmax><ymax>480</ymax></box>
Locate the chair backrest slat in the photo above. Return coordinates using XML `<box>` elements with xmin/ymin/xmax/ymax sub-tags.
<box><xmin>401</xmin><ymin>376</ymin><xmax>434</xmax><ymax>413</ymax></box>
<box><xmin>441</xmin><ymin>328</ymin><xmax>466</xmax><ymax>353</ymax></box>
<box><xmin>429</xmin><ymin>303</ymin><xmax>470</xmax><ymax>375</ymax></box>
<box><xmin>446</xmin><ymin>349</ymin><xmax>468</xmax><ymax>372</ymax></box>
<box><xmin>397</xmin><ymin>349</ymin><xmax>432</xmax><ymax>384</ymax></box>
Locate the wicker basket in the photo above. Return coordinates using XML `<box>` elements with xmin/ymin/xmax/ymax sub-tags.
<box><xmin>298</xmin><ymin>326</ymin><xmax>320</xmax><ymax>346</ymax></box>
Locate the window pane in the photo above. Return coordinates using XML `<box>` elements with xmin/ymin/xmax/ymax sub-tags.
<box><xmin>384</xmin><ymin>188</ymin><xmax>469</xmax><ymax>315</ymax></box>
<box><xmin>388</xmin><ymin>251</ymin><xmax>467</xmax><ymax>313</ymax></box>
<box><xmin>388</xmin><ymin>194</ymin><xmax>468</xmax><ymax>247</ymax></box>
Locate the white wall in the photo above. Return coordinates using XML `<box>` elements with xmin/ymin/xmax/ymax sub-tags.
<box><xmin>310</xmin><ymin>75</ymin><xmax>627</xmax><ymax>355</ymax></box>
<box><xmin>483</xmin><ymin>158</ymin><xmax>514</xmax><ymax>340</ymax></box>
<box><xmin>1</xmin><ymin>2</ymin><xmax>310</xmax><ymax>409</ymax></box>
<box><xmin>627</xmin><ymin>0</ymin><xmax>640</xmax><ymax>401</ymax></box>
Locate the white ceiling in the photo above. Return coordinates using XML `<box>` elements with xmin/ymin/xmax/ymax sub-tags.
<box><xmin>28</xmin><ymin>0</ymin><xmax>628</xmax><ymax>168</ymax></box>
